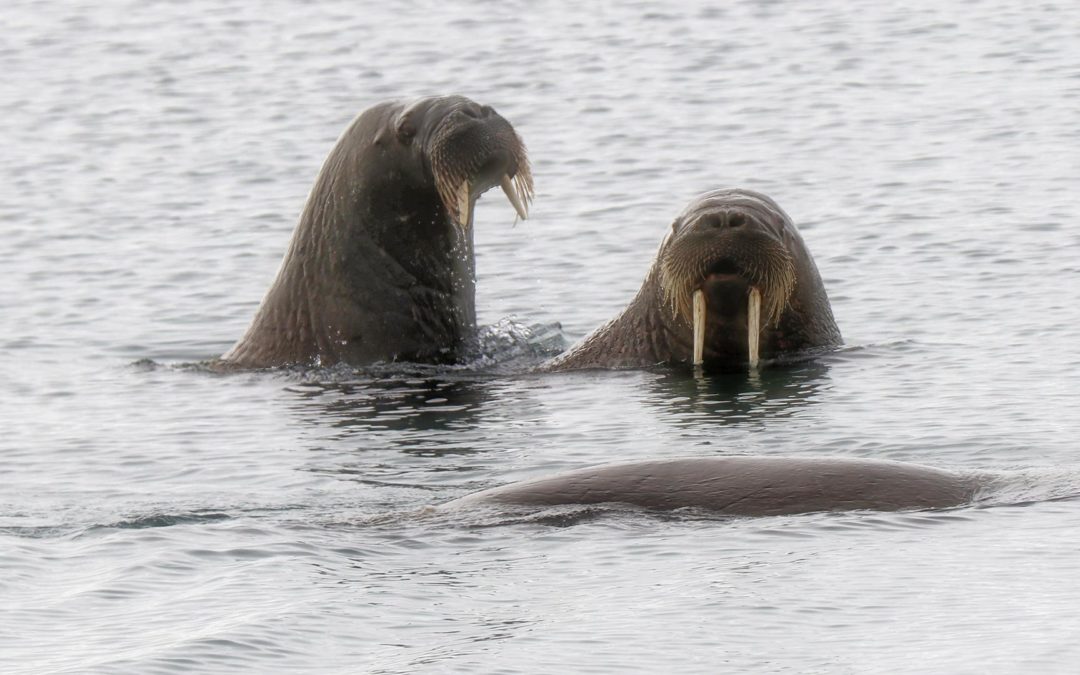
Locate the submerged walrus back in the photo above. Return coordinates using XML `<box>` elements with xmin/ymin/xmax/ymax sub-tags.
<box><xmin>445</xmin><ymin>456</ymin><xmax>980</xmax><ymax>516</ymax></box>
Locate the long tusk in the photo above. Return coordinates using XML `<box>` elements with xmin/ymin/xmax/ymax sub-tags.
<box><xmin>692</xmin><ymin>289</ymin><xmax>706</xmax><ymax>366</ymax></box>
<box><xmin>501</xmin><ymin>174</ymin><xmax>529</xmax><ymax>221</ymax></box>
<box><xmin>456</xmin><ymin>182</ymin><xmax>471</xmax><ymax>229</ymax></box>
<box><xmin>747</xmin><ymin>287</ymin><xmax>761</xmax><ymax>370</ymax></box>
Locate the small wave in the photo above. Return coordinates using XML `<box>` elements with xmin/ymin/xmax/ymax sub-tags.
<box><xmin>428</xmin><ymin>500</ymin><xmax>984</xmax><ymax>531</ymax></box>
<box><xmin>813</xmin><ymin>339</ymin><xmax>920</xmax><ymax>361</ymax></box>
<box><xmin>99</xmin><ymin>511</ymin><xmax>234</xmax><ymax>531</ymax></box>
<box><xmin>971</xmin><ymin>466</ymin><xmax>1080</xmax><ymax>510</ymax></box>
<box><xmin>127</xmin><ymin>357</ymin><xmax>164</xmax><ymax>371</ymax></box>
<box><xmin>0</xmin><ymin>511</ymin><xmax>234</xmax><ymax>540</ymax></box>
<box><xmin>471</xmin><ymin>317</ymin><xmax>568</xmax><ymax>362</ymax></box>
<box><xmin>136</xmin><ymin>318</ymin><xmax>568</xmax><ymax>381</ymax></box>
<box><xmin>0</xmin><ymin>524</ymin><xmax>79</xmax><ymax>539</ymax></box>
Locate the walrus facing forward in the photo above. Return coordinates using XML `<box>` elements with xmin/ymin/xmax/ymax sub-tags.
<box><xmin>222</xmin><ymin>96</ymin><xmax>533</xmax><ymax>368</ymax></box>
<box><xmin>443</xmin><ymin>456</ymin><xmax>984</xmax><ymax>516</ymax></box>
<box><xmin>544</xmin><ymin>189</ymin><xmax>840</xmax><ymax>372</ymax></box>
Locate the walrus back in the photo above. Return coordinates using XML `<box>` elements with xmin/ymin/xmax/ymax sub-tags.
<box><xmin>445</xmin><ymin>456</ymin><xmax>980</xmax><ymax>516</ymax></box>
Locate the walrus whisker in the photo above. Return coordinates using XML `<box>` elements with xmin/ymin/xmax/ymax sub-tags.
<box><xmin>660</xmin><ymin>240</ymin><xmax>796</xmax><ymax>331</ymax></box>
<box><xmin>520</xmin><ymin>174</ymin><xmax>533</xmax><ymax>205</ymax></box>
<box><xmin>512</xmin><ymin>164</ymin><xmax>535</xmax><ymax>219</ymax></box>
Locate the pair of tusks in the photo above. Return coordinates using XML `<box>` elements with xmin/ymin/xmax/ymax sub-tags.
<box><xmin>692</xmin><ymin>287</ymin><xmax>762</xmax><ymax>369</ymax></box>
<box><xmin>455</xmin><ymin>175</ymin><xmax>531</xmax><ymax>228</ymax></box>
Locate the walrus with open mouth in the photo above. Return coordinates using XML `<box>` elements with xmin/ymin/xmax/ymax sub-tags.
<box><xmin>222</xmin><ymin>95</ymin><xmax>533</xmax><ymax>368</ymax></box>
<box><xmin>544</xmin><ymin>188</ymin><xmax>840</xmax><ymax>372</ymax></box>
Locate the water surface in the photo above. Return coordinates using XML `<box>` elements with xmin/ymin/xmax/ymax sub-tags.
<box><xmin>4</xmin><ymin>1</ymin><xmax>1080</xmax><ymax>672</ymax></box>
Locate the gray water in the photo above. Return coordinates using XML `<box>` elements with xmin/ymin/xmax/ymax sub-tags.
<box><xmin>4</xmin><ymin>1</ymin><xmax>1080</xmax><ymax>672</ymax></box>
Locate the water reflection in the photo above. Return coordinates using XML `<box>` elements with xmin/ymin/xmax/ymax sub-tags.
<box><xmin>285</xmin><ymin>374</ymin><xmax>498</xmax><ymax>449</ymax></box>
<box><xmin>274</xmin><ymin>319</ymin><xmax>563</xmax><ymax>453</ymax></box>
<box><xmin>641</xmin><ymin>359</ymin><xmax>833</xmax><ymax>427</ymax></box>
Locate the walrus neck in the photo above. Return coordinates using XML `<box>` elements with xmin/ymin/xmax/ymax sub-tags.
<box><xmin>633</xmin><ymin>265</ymin><xmax>691</xmax><ymax>363</ymax></box>
<box><xmin>226</xmin><ymin>179</ymin><xmax>477</xmax><ymax>368</ymax></box>
<box><xmin>542</xmin><ymin>265</ymin><xmax>682</xmax><ymax>370</ymax></box>
<box><xmin>313</xmin><ymin>184</ymin><xmax>476</xmax><ymax>362</ymax></box>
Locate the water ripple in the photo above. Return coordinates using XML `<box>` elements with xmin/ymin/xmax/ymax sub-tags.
<box><xmin>4</xmin><ymin>0</ymin><xmax>1080</xmax><ymax>672</ymax></box>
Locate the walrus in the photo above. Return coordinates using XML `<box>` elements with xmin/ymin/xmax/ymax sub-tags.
<box><xmin>221</xmin><ymin>95</ymin><xmax>533</xmax><ymax>368</ymax></box>
<box><xmin>442</xmin><ymin>456</ymin><xmax>985</xmax><ymax>516</ymax></box>
<box><xmin>543</xmin><ymin>188</ymin><xmax>841</xmax><ymax>372</ymax></box>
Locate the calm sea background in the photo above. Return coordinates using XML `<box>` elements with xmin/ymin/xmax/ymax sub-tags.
<box><xmin>3</xmin><ymin>1</ymin><xmax>1080</xmax><ymax>672</ymax></box>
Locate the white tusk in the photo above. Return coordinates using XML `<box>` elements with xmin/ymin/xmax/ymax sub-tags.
<box><xmin>692</xmin><ymin>289</ymin><xmax>706</xmax><ymax>366</ymax></box>
<box><xmin>501</xmin><ymin>174</ymin><xmax>529</xmax><ymax>221</ymax></box>
<box><xmin>456</xmin><ymin>182</ymin><xmax>471</xmax><ymax>229</ymax></box>
<box><xmin>747</xmin><ymin>287</ymin><xmax>761</xmax><ymax>370</ymax></box>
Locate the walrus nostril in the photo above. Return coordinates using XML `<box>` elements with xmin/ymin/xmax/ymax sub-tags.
<box><xmin>460</xmin><ymin>104</ymin><xmax>485</xmax><ymax>119</ymax></box>
<box><xmin>703</xmin><ymin>212</ymin><xmax>746</xmax><ymax>229</ymax></box>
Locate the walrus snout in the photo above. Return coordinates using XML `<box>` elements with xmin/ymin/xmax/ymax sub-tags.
<box><xmin>455</xmin><ymin>102</ymin><xmax>496</xmax><ymax>119</ymax></box>
<box><xmin>472</xmin><ymin>149</ymin><xmax>517</xmax><ymax>193</ymax></box>
<box><xmin>699</xmin><ymin>210</ymin><xmax>748</xmax><ymax>230</ymax></box>
<box><xmin>701</xmin><ymin>270</ymin><xmax>751</xmax><ymax>315</ymax></box>
<box><xmin>695</xmin><ymin>260</ymin><xmax>753</xmax><ymax>320</ymax></box>
<box><xmin>429</xmin><ymin>105</ymin><xmax>533</xmax><ymax>230</ymax></box>
<box><xmin>660</xmin><ymin>227</ymin><xmax>794</xmax><ymax>329</ymax></box>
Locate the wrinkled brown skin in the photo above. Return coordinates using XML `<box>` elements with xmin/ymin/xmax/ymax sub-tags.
<box><xmin>222</xmin><ymin>96</ymin><xmax>526</xmax><ymax>368</ymax></box>
<box><xmin>443</xmin><ymin>456</ymin><xmax>983</xmax><ymax>515</ymax></box>
<box><xmin>543</xmin><ymin>189</ymin><xmax>842</xmax><ymax>372</ymax></box>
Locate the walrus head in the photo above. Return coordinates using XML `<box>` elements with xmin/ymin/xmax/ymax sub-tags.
<box><xmin>658</xmin><ymin>189</ymin><xmax>797</xmax><ymax>368</ymax></box>
<box><xmin>380</xmin><ymin>96</ymin><xmax>534</xmax><ymax>231</ymax></box>
<box><xmin>539</xmin><ymin>188</ymin><xmax>840</xmax><ymax>373</ymax></box>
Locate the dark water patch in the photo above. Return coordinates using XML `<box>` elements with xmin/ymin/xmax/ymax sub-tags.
<box><xmin>442</xmin><ymin>503</ymin><xmax>634</xmax><ymax>529</ymax></box>
<box><xmin>50</xmin><ymin>504</ymin><xmax>323</xmax><ymax>540</ymax></box>
<box><xmin>636</xmin><ymin>360</ymin><xmax>834</xmax><ymax>427</ymax></box>
<box><xmin>128</xmin><ymin>357</ymin><xmax>164</xmax><ymax>372</ymax></box>
<box><xmin>182</xmin><ymin>543</ymin><xmax>320</xmax><ymax>562</ymax></box>
<box><xmin>282</xmin><ymin>375</ymin><xmax>502</xmax><ymax>442</ymax></box>
<box><xmin>0</xmin><ymin>524</ymin><xmax>80</xmax><ymax>539</ymax></box>
<box><xmin>97</xmin><ymin>511</ymin><xmax>233</xmax><ymax>531</ymax></box>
